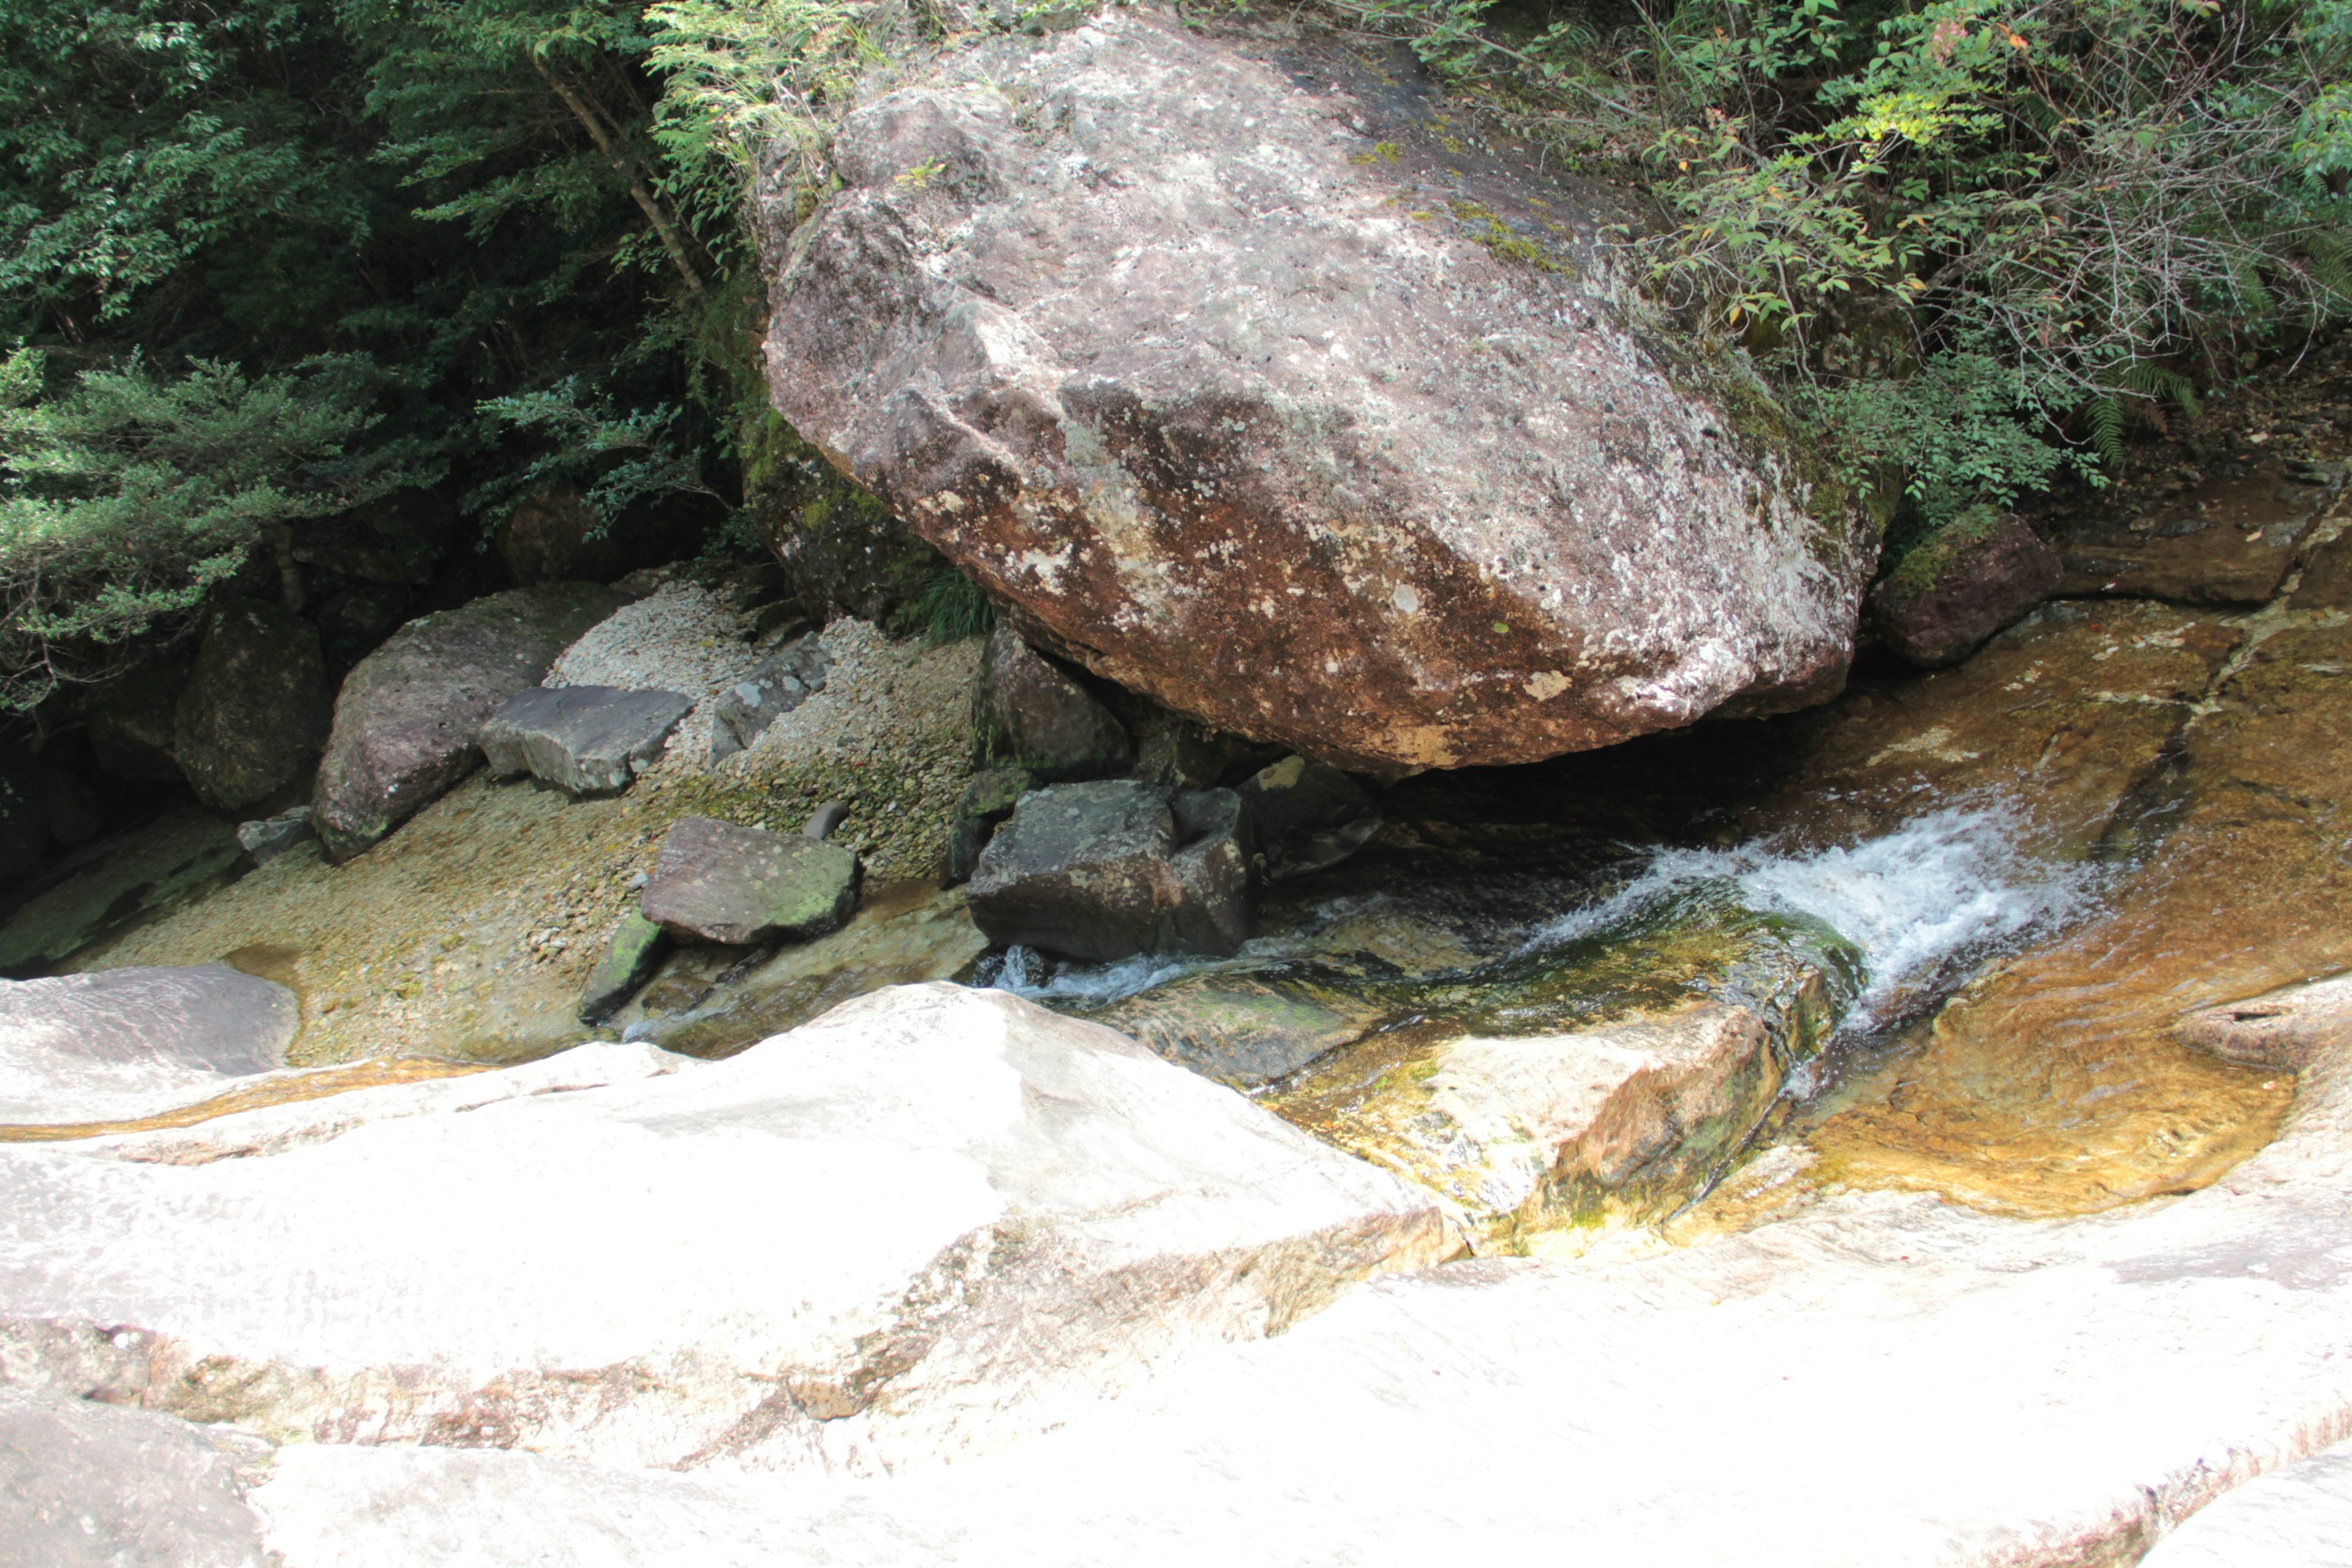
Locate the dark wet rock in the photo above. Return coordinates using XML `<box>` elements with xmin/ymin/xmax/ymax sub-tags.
<box><xmin>1129</xmin><ymin>712</ymin><xmax>1262</xmax><ymax>791</ymax></box>
<box><xmin>945</xmin><ymin>766</ymin><xmax>1035</xmax><ymax>884</ymax></box>
<box><xmin>0</xmin><ymin>744</ymin><xmax>100</xmax><ymax>884</ymax></box>
<box><xmin>236</xmin><ymin>807</ymin><xmax>315</xmax><ymax>866</ymax></box>
<box><xmin>172</xmin><ymin>598</ymin><xmax>333</xmax><ymax>811</ymax></box>
<box><xmin>1869</xmin><ymin>512</ymin><xmax>2062</xmax><ymax>667</ymax></box>
<box><xmin>496</xmin><ymin>490</ymin><xmax>636</xmax><ymax>585</ymax></box>
<box><xmin>0</xmin><ymin>1387</ymin><xmax>271</xmax><ymax>1568</ymax></box>
<box><xmin>0</xmin><ymin>811</ymin><xmax>245</xmax><ymax>977</ymax></box>
<box><xmin>0</xmin><ymin>964</ymin><xmax>298</xmax><ymax>1123</ymax></box>
<box><xmin>761</xmin><ymin>13</ymin><xmax>1870</xmax><ymax>774</ymax></box>
<box><xmin>743</xmin><ymin>417</ymin><xmax>948</xmax><ymax>630</ymax></box>
<box><xmin>973</xmin><ymin>624</ymin><xmax>1129</xmax><ymax>781</ymax></box>
<box><xmin>579</xmin><ymin>910</ymin><xmax>671</xmax><ymax>1025</ymax></box>
<box><xmin>312</xmin><ymin>583</ymin><xmax>626</xmax><ymax>861</ymax></box>
<box><xmin>640</xmin><ymin>816</ymin><xmax>861</xmax><ymax>946</ymax></box>
<box><xmin>1098</xmin><ymin>972</ymin><xmax>1384</xmax><ymax>1087</ymax></box>
<box><xmin>2051</xmin><ymin>461</ymin><xmax>2336</xmax><ymax>603</ymax></box>
<box><xmin>2291</xmin><ymin>526</ymin><xmax>2352</xmax><ymax>609</ymax></box>
<box><xmin>84</xmin><ymin>657</ymin><xmax>187</xmax><ymax>782</ymax></box>
<box><xmin>965</xmin><ymin>780</ymin><xmax>1250</xmax><ymax>960</ymax></box>
<box><xmin>710</xmin><ymin>634</ymin><xmax>833</xmax><ymax>761</ymax></box>
<box><xmin>481</xmin><ymin>686</ymin><xmax>692</xmax><ymax>797</ymax></box>
<box><xmin>1235</xmin><ymin>755</ymin><xmax>1382</xmax><ymax>882</ymax></box>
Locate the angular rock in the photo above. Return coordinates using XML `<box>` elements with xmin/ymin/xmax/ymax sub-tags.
<box><xmin>0</xmin><ymin>982</ymin><xmax>1449</xmax><ymax>1472</ymax></box>
<box><xmin>967</xmin><ymin>780</ymin><xmax>1249</xmax><ymax>960</ymax></box>
<box><xmin>2291</xmin><ymin>524</ymin><xmax>2352</xmax><ymax>609</ymax></box>
<box><xmin>709</xmin><ymin>633</ymin><xmax>832</xmax><ymax>761</ymax></box>
<box><xmin>236</xmin><ymin>806</ymin><xmax>315</xmax><ymax>865</ymax></box>
<box><xmin>0</xmin><ymin>965</ymin><xmax>298</xmax><ymax>1125</ymax></box>
<box><xmin>495</xmin><ymin>490</ymin><xmax>635</xmax><ymax>586</ymax></box>
<box><xmin>1234</xmin><ymin>755</ymin><xmax>1382</xmax><ymax>882</ymax></box>
<box><xmin>0</xmin><ymin>1387</ymin><xmax>270</xmax><ymax>1568</ymax></box>
<box><xmin>481</xmin><ymin>685</ymin><xmax>692</xmax><ymax>797</ymax></box>
<box><xmin>173</xmin><ymin>598</ymin><xmax>333</xmax><ymax>811</ymax></box>
<box><xmin>579</xmin><ymin>910</ymin><xmax>670</xmax><ymax>1025</ymax></box>
<box><xmin>973</xmin><ymin>624</ymin><xmax>1129</xmax><ymax>781</ymax></box>
<box><xmin>944</xmin><ymin>766</ymin><xmax>1035</xmax><ymax>883</ymax></box>
<box><xmin>311</xmin><ymin>583</ymin><xmax>626</xmax><ymax>861</ymax></box>
<box><xmin>1868</xmin><ymin>511</ymin><xmax>2062</xmax><ymax>666</ymax></box>
<box><xmin>639</xmin><ymin>816</ymin><xmax>860</xmax><ymax>946</ymax></box>
<box><xmin>763</xmin><ymin>13</ymin><xmax>1869</xmax><ymax>774</ymax></box>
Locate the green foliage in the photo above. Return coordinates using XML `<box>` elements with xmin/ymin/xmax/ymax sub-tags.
<box><xmin>907</xmin><ymin>567</ymin><xmax>996</xmax><ymax>646</ymax></box>
<box><xmin>0</xmin><ymin>350</ymin><xmax>412</xmax><ymax>709</ymax></box>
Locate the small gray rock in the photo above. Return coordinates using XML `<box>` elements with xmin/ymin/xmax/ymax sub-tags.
<box><xmin>710</xmin><ymin>635</ymin><xmax>832</xmax><ymax>761</ymax></box>
<box><xmin>804</xmin><ymin>800</ymin><xmax>850</xmax><ymax>840</ymax></box>
<box><xmin>640</xmin><ymin>817</ymin><xmax>861</xmax><ymax>946</ymax></box>
<box><xmin>967</xmin><ymin>780</ymin><xmax>1250</xmax><ymax>961</ymax></box>
<box><xmin>0</xmin><ymin>1387</ymin><xmax>271</xmax><ymax>1568</ymax></box>
<box><xmin>973</xmin><ymin>624</ymin><xmax>1130</xmax><ymax>782</ymax></box>
<box><xmin>579</xmin><ymin>910</ymin><xmax>671</xmax><ymax>1025</ymax></box>
<box><xmin>235</xmin><ymin>806</ymin><xmax>315</xmax><ymax>865</ymax></box>
<box><xmin>481</xmin><ymin>685</ymin><xmax>693</xmax><ymax>797</ymax></box>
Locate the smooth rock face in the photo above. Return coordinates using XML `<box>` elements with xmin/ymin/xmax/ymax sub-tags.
<box><xmin>710</xmin><ymin>634</ymin><xmax>833</xmax><ymax>760</ymax></box>
<box><xmin>0</xmin><ymin>965</ymin><xmax>298</xmax><ymax>1125</ymax></box>
<box><xmin>481</xmin><ymin>685</ymin><xmax>692</xmax><ymax>797</ymax></box>
<box><xmin>973</xmin><ymin>624</ymin><xmax>1129</xmax><ymax>781</ymax></box>
<box><xmin>0</xmin><ymin>1387</ymin><xmax>270</xmax><ymax>1568</ymax></box>
<box><xmin>311</xmin><ymin>583</ymin><xmax>625</xmax><ymax>861</ymax></box>
<box><xmin>173</xmin><ymin>598</ymin><xmax>333</xmax><ymax>811</ymax></box>
<box><xmin>762</xmin><ymin>12</ymin><xmax>1868</xmax><ymax>774</ymax></box>
<box><xmin>1869</xmin><ymin>513</ymin><xmax>2062</xmax><ymax>666</ymax></box>
<box><xmin>2141</xmin><ymin>1436</ymin><xmax>2352</xmax><ymax>1567</ymax></box>
<box><xmin>0</xmin><ymin>983</ymin><xmax>1449</xmax><ymax>1472</ymax></box>
<box><xmin>966</xmin><ymin>781</ymin><xmax>1249</xmax><ymax>960</ymax></box>
<box><xmin>641</xmin><ymin>816</ymin><xmax>861</xmax><ymax>946</ymax></box>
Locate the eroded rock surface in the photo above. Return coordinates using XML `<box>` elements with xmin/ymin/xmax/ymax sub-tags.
<box><xmin>0</xmin><ymin>984</ymin><xmax>1448</xmax><ymax>1473</ymax></box>
<box><xmin>312</xmin><ymin>583</ymin><xmax>625</xmax><ymax>861</ymax></box>
<box><xmin>763</xmin><ymin>11</ymin><xmax>1869</xmax><ymax>773</ymax></box>
<box><xmin>0</xmin><ymin>966</ymin><xmax>298</xmax><ymax>1125</ymax></box>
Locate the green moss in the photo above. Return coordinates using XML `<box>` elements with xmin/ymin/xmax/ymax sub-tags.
<box><xmin>1888</xmin><ymin>503</ymin><xmax>2008</xmax><ymax>598</ymax></box>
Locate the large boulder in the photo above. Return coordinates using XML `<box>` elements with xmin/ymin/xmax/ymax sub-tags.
<box><xmin>0</xmin><ymin>984</ymin><xmax>1448</xmax><ymax>1472</ymax></box>
<box><xmin>0</xmin><ymin>965</ymin><xmax>298</xmax><ymax>1126</ymax></box>
<box><xmin>173</xmin><ymin>598</ymin><xmax>333</xmax><ymax>811</ymax></box>
<box><xmin>311</xmin><ymin>584</ymin><xmax>625</xmax><ymax>861</ymax></box>
<box><xmin>966</xmin><ymin>780</ymin><xmax>1250</xmax><ymax>960</ymax></box>
<box><xmin>762</xmin><ymin>12</ymin><xmax>1869</xmax><ymax>775</ymax></box>
<box><xmin>973</xmin><ymin>624</ymin><xmax>1130</xmax><ymax>780</ymax></box>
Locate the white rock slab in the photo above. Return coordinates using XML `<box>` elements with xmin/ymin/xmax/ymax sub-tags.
<box><xmin>2141</xmin><ymin>1436</ymin><xmax>2352</xmax><ymax>1567</ymax></box>
<box><xmin>0</xmin><ymin>966</ymin><xmax>298</xmax><ymax>1125</ymax></box>
<box><xmin>0</xmin><ymin>1387</ymin><xmax>270</xmax><ymax>1568</ymax></box>
<box><xmin>0</xmin><ymin>982</ymin><xmax>1447</xmax><ymax>1474</ymax></box>
<box><xmin>243</xmin><ymin>970</ymin><xmax>2352</xmax><ymax>1565</ymax></box>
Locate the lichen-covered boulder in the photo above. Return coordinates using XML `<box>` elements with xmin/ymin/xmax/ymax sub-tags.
<box><xmin>311</xmin><ymin>584</ymin><xmax>625</xmax><ymax>861</ymax></box>
<box><xmin>762</xmin><ymin>10</ymin><xmax>1870</xmax><ymax>775</ymax></box>
<box><xmin>173</xmin><ymin>598</ymin><xmax>332</xmax><ymax>811</ymax></box>
<box><xmin>973</xmin><ymin>624</ymin><xmax>1130</xmax><ymax>780</ymax></box>
<box><xmin>1869</xmin><ymin>511</ymin><xmax>2062</xmax><ymax>666</ymax></box>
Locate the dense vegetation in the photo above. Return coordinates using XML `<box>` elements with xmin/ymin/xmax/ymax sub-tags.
<box><xmin>3</xmin><ymin>0</ymin><xmax>2346</xmax><ymax>714</ymax></box>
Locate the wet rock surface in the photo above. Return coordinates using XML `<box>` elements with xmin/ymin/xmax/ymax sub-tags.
<box><xmin>966</xmin><ymin>780</ymin><xmax>1249</xmax><ymax>960</ymax></box>
<box><xmin>0</xmin><ymin>965</ymin><xmax>297</xmax><ymax>1125</ymax></box>
<box><xmin>236</xmin><ymin>806</ymin><xmax>315</xmax><ymax>865</ymax></box>
<box><xmin>640</xmin><ymin>815</ymin><xmax>861</xmax><ymax>946</ymax></box>
<box><xmin>0</xmin><ymin>984</ymin><xmax>1447</xmax><ymax>1474</ymax></box>
<box><xmin>577</xmin><ymin>909</ymin><xmax>669</xmax><ymax>1025</ymax></box>
<box><xmin>1234</xmin><ymin>755</ymin><xmax>1382</xmax><ymax>881</ymax></box>
<box><xmin>2051</xmin><ymin>458</ymin><xmax>2339</xmax><ymax>603</ymax></box>
<box><xmin>173</xmin><ymin>598</ymin><xmax>333</xmax><ymax>812</ymax></box>
<box><xmin>972</xmin><ymin>624</ymin><xmax>1129</xmax><ymax>781</ymax></box>
<box><xmin>0</xmin><ymin>810</ymin><xmax>244</xmax><ymax>978</ymax></box>
<box><xmin>763</xmin><ymin>11</ymin><xmax>1869</xmax><ymax>774</ymax></box>
<box><xmin>1869</xmin><ymin>511</ymin><xmax>2061</xmax><ymax>666</ymax></box>
<box><xmin>944</xmin><ymin>765</ymin><xmax>1033</xmax><ymax>883</ymax></box>
<box><xmin>480</xmin><ymin>684</ymin><xmax>692</xmax><ymax>797</ymax></box>
<box><xmin>313</xmin><ymin>583</ymin><xmax>625</xmax><ymax>861</ymax></box>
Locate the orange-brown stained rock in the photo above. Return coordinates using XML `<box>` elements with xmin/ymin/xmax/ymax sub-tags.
<box><xmin>0</xmin><ymin>1055</ymin><xmax>492</xmax><ymax>1143</ymax></box>
<box><xmin>1804</xmin><ymin>620</ymin><xmax>2352</xmax><ymax>1215</ymax></box>
<box><xmin>761</xmin><ymin>15</ymin><xmax>1872</xmax><ymax>774</ymax></box>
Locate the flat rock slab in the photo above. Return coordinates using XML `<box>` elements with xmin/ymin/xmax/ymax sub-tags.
<box><xmin>2052</xmin><ymin>461</ymin><xmax>2337</xmax><ymax>603</ymax></box>
<box><xmin>763</xmin><ymin>12</ymin><xmax>1869</xmax><ymax>774</ymax></box>
<box><xmin>312</xmin><ymin>583</ymin><xmax>625</xmax><ymax>861</ymax></box>
<box><xmin>967</xmin><ymin>780</ymin><xmax>1249</xmax><ymax>960</ymax></box>
<box><xmin>0</xmin><ymin>1387</ymin><xmax>269</xmax><ymax>1568</ymax></box>
<box><xmin>0</xmin><ymin>966</ymin><xmax>298</xmax><ymax>1126</ymax></box>
<box><xmin>2141</xmin><ymin>1436</ymin><xmax>2352</xmax><ymax>1567</ymax></box>
<box><xmin>481</xmin><ymin>685</ymin><xmax>692</xmax><ymax>796</ymax></box>
<box><xmin>0</xmin><ymin>984</ymin><xmax>1446</xmax><ymax>1473</ymax></box>
<box><xmin>641</xmin><ymin>816</ymin><xmax>861</xmax><ymax>946</ymax></box>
